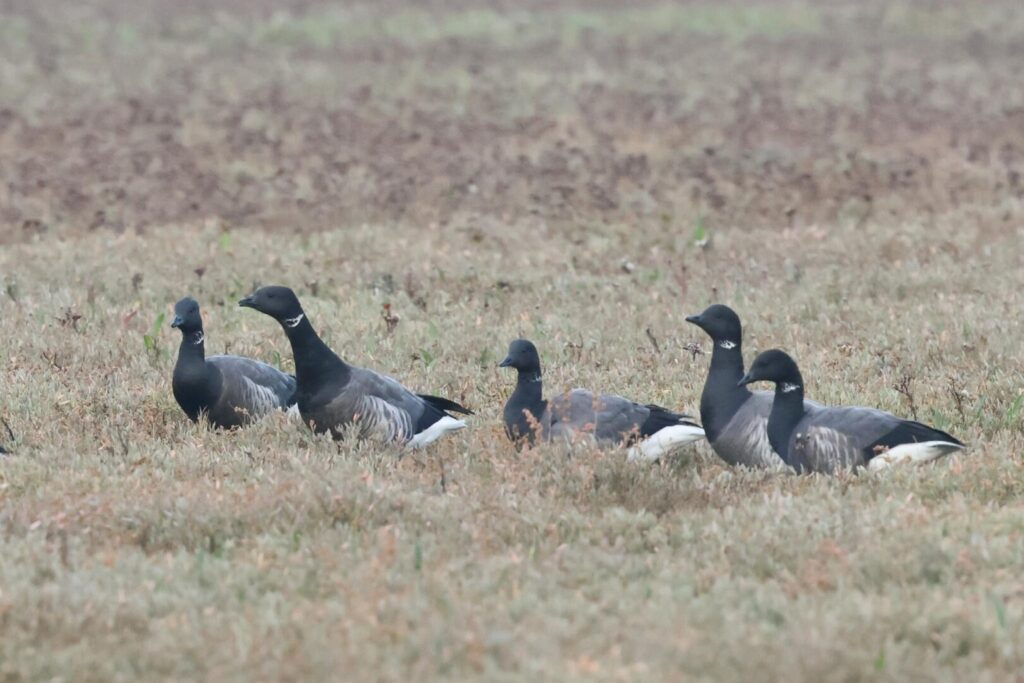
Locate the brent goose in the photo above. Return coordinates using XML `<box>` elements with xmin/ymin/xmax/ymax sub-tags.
<box><xmin>171</xmin><ymin>297</ymin><xmax>296</xmax><ymax>428</ymax></box>
<box><xmin>499</xmin><ymin>339</ymin><xmax>704</xmax><ymax>462</ymax></box>
<box><xmin>740</xmin><ymin>349</ymin><xmax>965</xmax><ymax>473</ymax></box>
<box><xmin>239</xmin><ymin>286</ymin><xmax>471</xmax><ymax>447</ymax></box>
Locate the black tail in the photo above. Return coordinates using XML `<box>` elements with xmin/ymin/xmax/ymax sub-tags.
<box><xmin>638</xmin><ymin>404</ymin><xmax>699</xmax><ymax>438</ymax></box>
<box><xmin>873</xmin><ymin>419</ymin><xmax>964</xmax><ymax>450</ymax></box>
<box><xmin>418</xmin><ymin>393</ymin><xmax>474</xmax><ymax>416</ymax></box>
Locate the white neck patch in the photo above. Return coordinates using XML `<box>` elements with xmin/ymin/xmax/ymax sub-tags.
<box><xmin>192</xmin><ymin>331</ymin><xmax>205</xmax><ymax>345</ymax></box>
<box><xmin>719</xmin><ymin>340</ymin><xmax>737</xmax><ymax>350</ymax></box>
<box><xmin>781</xmin><ymin>382</ymin><xmax>801</xmax><ymax>393</ymax></box>
<box><xmin>284</xmin><ymin>314</ymin><xmax>304</xmax><ymax>329</ymax></box>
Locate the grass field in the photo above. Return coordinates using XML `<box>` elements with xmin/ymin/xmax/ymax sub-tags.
<box><xmin>2</xmin><ymin>0</ymin><xmax>1024</xmax><ymax>680</ymax></box>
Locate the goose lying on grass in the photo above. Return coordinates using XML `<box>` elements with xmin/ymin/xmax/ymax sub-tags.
<box><xmin>171</xmin><ymin>297</ymin><xmax>296</xmax><ymax>429</ymax></box>
<box><xmin>239</xmin><ymin>286</ymin><xmax>471</xmax><ymax>447</ymax></box>
<box><xmin>499</xmin><ymin>339</ymin><xmax>704</xmax><ymax>462</ymax></box>
<box><xmin>739</xmin><ymin>349</ymin><xmax>965</xmax><ymax>473</ymax></box>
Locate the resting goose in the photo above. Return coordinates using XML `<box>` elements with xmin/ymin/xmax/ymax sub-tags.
<box><xmin>171</xmin><ymin>297</ymin><xmax>297</xmax><ymax>428</ymax></box>
<box><xmin>499</xmin><ymin>339</ymin><xmax>704</xmax><ymax>462</ymax></box>
<box><xmin>685</xmin><ymin>304</ymin><xmax>822</xmax><ymax>469</ymax></box>
<box><xmin>739</xmin><ymin>349</ymin><xmax>965</xmax><ymax>473</ymax></box>
<box><xmin>239</xmin><ymin>286</ymin><xmax>471</xmax><ymax>447</ymax></box>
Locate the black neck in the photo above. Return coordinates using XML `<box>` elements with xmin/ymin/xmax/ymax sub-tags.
<box><xmin>504</xmin><ymin>369</ymin><xmax>546</xmax><ymax>443</ymax></box>
<box><xmin>173</xmin><ymin>330</ymin><xmax>220</xmax><ymax>420</ymax></box>
<box><xmin>699</xmin><ymin>339</ymin><xmax>751</xmax><ymax>442</ymax></box>
<box><xmin>281</xmin><ymin>313</ymin><xmax>349</xmax><ymax>389</ymax></box>
<box><xmin>176</xmin><ymin>330</ymin><xmax>207</xmax><ymax>363</ymax></box>
<box><xmin>767</xmin><ymin>369</ymin><xmax>807</xmax><ymax>466</ymax></box>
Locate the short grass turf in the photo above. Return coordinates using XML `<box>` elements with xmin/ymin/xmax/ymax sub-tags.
<box><xmin>2</xmin><ymin>1</ymin><xmax>1024</xmax><ymax>681</ymax></box>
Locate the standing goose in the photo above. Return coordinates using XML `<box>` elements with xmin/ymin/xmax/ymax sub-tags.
<box><xmin>171</xmin><ymin>297</ymin><xmax>297</xmax><ymax>428</ymax></box>
<box><xmin>739</xmin><ymin>349</ymin><xmax>965</xmax><ymax>473</ymax></box>
<box><xmin>685</xmin><ymin>304</ymin><xmax>821</xmax><ymax>469</ymax></box>
<box><xmin>238</xmin><ymin>286</ymin><xmax>471</xmax><ymax>447</ymax></box>
<box><xmin>499</xmin><ymin>339</ymin><xmax>704</xmax><ymax>462</ymax></box>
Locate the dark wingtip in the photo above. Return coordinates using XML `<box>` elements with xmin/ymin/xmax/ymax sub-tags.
<box><xmin>449</xmin><ymin>403</ymin><xmax>475</xmax><ymax>416</ymax></box>
<box><xmin>418</xmin><ymin>393</ymin><xmax>474</xmax><ymax>416</ymax></box>
<box><xmin>913</xmin><ymin>421</ymin><xmax>966</xmax><ymax>448</ymax></box>
<box><xmin>639</xmin><ymin>404</ymin><xmax>702</xmax><ymax>437</ymax></box>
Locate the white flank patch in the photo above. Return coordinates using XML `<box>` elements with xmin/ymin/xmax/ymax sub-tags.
<box><xmin>627</xmin><ymin>424</ymin><xmax>706</xmax><ymax>463</ymax></box>
<box><xmin>407</xmin><ymin>416</ymin><xmax>467</xmax><ymax>449</ymax></box>
<box><xmin>286</xmin><ymin>404</ymin><xmax>302</xmax><ymax>421</ymax></box>
<box><xmin>867</xmin><ymin>441</ymin><xmax>965</xmax><ymax>473</ymax></box>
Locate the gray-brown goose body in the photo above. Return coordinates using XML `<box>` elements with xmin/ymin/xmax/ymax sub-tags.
<box><xmin>171</xmin><ymin>297</ymin><xmax>296</xmax><ymax>429</ymax></box>
<box><xmin>499</xmin><ymin>339</ymin><xmax>704</xmax><ymax>462</ymax></box>
<box><xmin>239</xmin><ymin>286</ymin><xmax>471</xmax><ymax>447</ymax></box>
<box><xmin>739</xmin><ymin>349</ymin><xmax>964</xmax><ymax>473</ymax></box>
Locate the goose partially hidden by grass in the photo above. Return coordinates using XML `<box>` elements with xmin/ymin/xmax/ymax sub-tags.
<box><xmin>499</xmin><ymin>339</ymin><xmax>704</xmax><ymax>462</ymax></box>
<box><xmin>239</xmin><ymin>286</ymin><xmax>471</xmax><ymax>448</ymax></box>
<box><xmin>171</xmin><ymin>297</ymin><xmax>297</xmax><ymax>428</ymax></box>
<box><xmin>738</xmin><ymin>349</ymin><xmax>965</xmax><ymax>473</ymax></box>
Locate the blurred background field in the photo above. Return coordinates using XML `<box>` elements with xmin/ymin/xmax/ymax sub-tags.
<box><xmin>1</xmin><ymin>1</ymin><xmax>1023</xmax><ymax>681</ymax></box>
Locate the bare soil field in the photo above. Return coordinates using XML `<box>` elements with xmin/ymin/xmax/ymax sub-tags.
<box><xmin>1</xmin><ymin>1</ymin><xmax>1024</xmax><ymax>680</ymax></box>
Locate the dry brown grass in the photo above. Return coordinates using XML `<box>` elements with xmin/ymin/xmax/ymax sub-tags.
<box><xmin>2</xmin><ymin>1</ymin><xmax>1024</xmax><ymax>681</ymax></box>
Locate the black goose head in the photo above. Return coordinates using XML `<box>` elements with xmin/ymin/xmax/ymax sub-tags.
<box><xmin>685</xmin><ymin>304</ymin><xmax>742</xmax><ymax>348</ymax></box>
<box><xmin>738</xmin><ymin>349</ymin><xmax>801</xmax><ymax>388</ymax></box>
<box><xmin>499</xmin><ymin>339</ymin><xmax>542</xmax><ymax>373</ymax></box>
<box><xmin>171</xmin><ymin>297</ymin><xmax>203</xmax><ymax>335</ymax></box>
<box><xmin>238</xmin><ymin>285</ymin><xmax>304</xmax><ymax>327</ymax></box>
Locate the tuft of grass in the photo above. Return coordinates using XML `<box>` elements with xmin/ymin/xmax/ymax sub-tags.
<box><xmin>692</xmin><ymin>215</ymin><xmax>709</xmax><ymax>248</ymax></box>
<box><xmin>1004</xmin><ymin>394</ymin><xmax>1024</xmax><ymax>429</ymax></box>
<box><xmin>143</xmin><ymin>311</ymin><xmax>165</xmax><ymax>354</ymax></box>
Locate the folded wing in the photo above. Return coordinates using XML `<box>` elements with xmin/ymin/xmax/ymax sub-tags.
<box><xmin>546</xmin><ymin>389</ymin><xmax>691</xmax><ymax>444</ymax></box>
<box><xmin>320</xmin><ymin>367</ymin><xmax>467</xmax><ymax>445</ymax></box>
<box><xmin>209</xmin><ymin>355</ymin><xmax>297</xmax><ymax>422</ymax></box>
<box><xmin>794</xmin><ymin>406</ymin><xmax>962</xmax><ymax>473</ymax></box>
